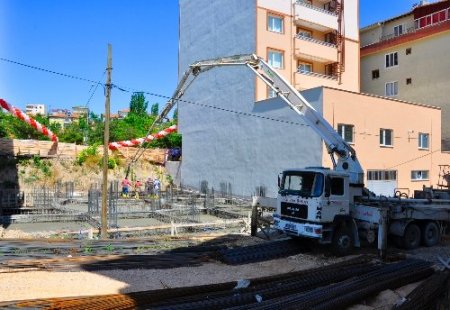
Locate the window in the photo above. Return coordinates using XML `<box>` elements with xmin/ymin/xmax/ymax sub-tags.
<box><xmin>385</xmin><ymin>52</ymin><xmax>398</xmax><ymax>68</ymax></box>
<box><xmin>367</xmin><ymin>170</ymin><xmax>397</xmax><ymax>181</ymax></box>
<box><xmin>406</xmin><ymin>78</ymin><xmax>412</xmax><ymax>85</ymax></box>
<box><xmin>418</xmin><ymin>133</ymin><xmax>429</xmax><ymax>149</ymax></box>
<box><xmin>324</xmin><ymin>0</ymin><xmax>337</xmax><ymax>13</ymax></box>
<box><xmin>385</xmin><ymin>81</ymin><xmax>398</xmax><ymax>96</ymax></box>
<box><xmin>337</xmin><ymin>124</ymin><xmax>354</xmax><ymax>143</ymax></box>
<box><xmin>406</xmin><ymin>48</ymin><xmax>412</xmax><ymax>55</ymax></box>
<box><xmin>268</xmin><ymin>15</ymin><xmax>283</xmax><ymax>33</ymax></box>
<box><xmin>267</xmin><ymin>87</ymin><xmax>277</xmax><ymax>98</ymax></box>
<box><xmin>330</xmin><ymin>177</ymin><xmax>344</xmax><ymax>196</ymax></box>
<box><xmin>297</xmin><ymin>28</ymin><xmax>312</xmax><ymax>39</ymax></box>
<box><xmin>298</xmin><ymin>61</ymin><xmax>312</xmax><ymax>73</ymax></box>
<box><xmin>268</xmin><ymin>50</ymin><xmax>284</xmax><ymax>69</ymax></box>
<box><xmin>325</xmin><ymin>63</ymin><xmax>337</xmax><ymax>77</ymax></box>
<box><xmin>411</xmin><ymin>170</ymin><xmax>429</xmax><ymax>181</ymax></box>
<box><xmin>324</xmin><ymin>32</ymin><xmax>337</xmax><ymax>44</ymax></box>
<box><xmin>394</xmin><ymin>24</ymin><xmax>404</xmax><ymax>37</ymax></box>
<box><xmin>380</xmin><ymin>128</ymin><xmax>393</xmax><ymax>146</ymax></box>
<box><xmin>372</xmin><ymin>69</ymin><xmax>380</xmax><ymax>79</ymax></box>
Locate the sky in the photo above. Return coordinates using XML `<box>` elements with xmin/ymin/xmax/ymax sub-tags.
<box><xmin>0</xmin><ymin>0</ymin><xmax>420</xmax><ymax>115</ymax></box>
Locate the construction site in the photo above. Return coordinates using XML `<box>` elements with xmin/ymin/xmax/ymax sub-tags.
<box><xmin>2</xmin><ymin>0</ymin><xmax>450</xmax><ymax>309</ymax></box>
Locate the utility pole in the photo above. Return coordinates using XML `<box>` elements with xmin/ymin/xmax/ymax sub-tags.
<box><xmin>101</xmin><ymin>44</ymin><xmax>112</xmax><ymax>239</ymax></box>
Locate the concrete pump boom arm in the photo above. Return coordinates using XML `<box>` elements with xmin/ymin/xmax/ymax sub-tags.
<box><xmin>153</xmin><ymin>54</ymin><xmax>364</xmax><ymax>185</ymax></box>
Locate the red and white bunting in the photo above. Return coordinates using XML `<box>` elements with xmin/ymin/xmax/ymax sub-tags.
<box><xmin>109</xmin><ymin>125</ymin><xmax>177</xmax><ymax>150</ymax></box>
<box><xmin>0</xmin><ymin>99</ymin><xmax>58</xmax><ymax>142</ymax></box>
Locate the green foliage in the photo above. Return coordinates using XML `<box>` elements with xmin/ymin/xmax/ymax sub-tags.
<box><xmin>151</xmin><ymin>103</ymin><xmax>159</xmax><ymax>116</ymax></box>
<box><xmin>76</xmin><ymin>144</ymin><xmax>100</xmax><ymax>165</ymax></box>
<box><xmin>0</xmin><ymin>95</ymin><xmax>181</xmax><ymax>150</ymax></box>
<box><xmin>32</xmin><ymin>155</ymin><xmax>52</xmax><ymax>177</ymax></box>
<box><xmin>129</xmin><ymin>92</ymin><xmax>148</xmax><ymax>116</ymax></box>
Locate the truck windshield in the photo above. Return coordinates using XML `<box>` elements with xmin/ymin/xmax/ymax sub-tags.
<box><xmin>280</xmin><ymin>171</ymin><xmax>324</xmax><ymax>197</ymax></box>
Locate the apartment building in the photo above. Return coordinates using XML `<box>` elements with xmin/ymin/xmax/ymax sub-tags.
<box><xmin>256</xmin><ymin>0</ymin><xmax>360</xmax><ymax>101</ymax></box>
<box><xmin>360</xmin><ymin>0</ymin><xmax>450</xmax><ymax>150</ymax></box>
<box><xmin>178</xmin><ymin>0</ymin><xmax>450</xmax><ymax>197</ymax></box>
<box><xmin>25</xmin><ymin>104</ymin><xmax>46</xmax><ymax>116</ymax></box>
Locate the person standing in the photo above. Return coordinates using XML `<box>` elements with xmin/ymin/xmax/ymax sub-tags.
<box><xmin>153</xmin><ymin>178</ymin><xmax>161</xmax><ymax>197</ymax></box>
<box><xmin>121</xmin><ymin>178</ymin><xmax>131</xmax><ymax>197</ymax></box>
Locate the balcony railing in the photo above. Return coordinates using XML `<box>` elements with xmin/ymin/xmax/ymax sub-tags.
<box><xmin>296</xmin><ymin>0</ymin><xmax>338</xmax><ymax>17</ymax></box>
<box><xmin>296</xmin><ymin>33</ymin><xmax>337</xmax><ymax>48</ymax></box>
<box><xmin>297</xmin><ymin>68</ymin><xmax>337</xmax><ymax>80</ymax></box>
<box><xmin>379</xmin><ymin>27</ymin><xmax>415</xmax><ymax>42</ymax></box>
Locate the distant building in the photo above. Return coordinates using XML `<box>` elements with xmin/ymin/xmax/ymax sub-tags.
<box><xmin>118</xmin><ymin>109</ymin><xmax>129</xmax><ymax>119</ymax></box>
<box><xmin>25</xmin><ymin>104</ymin><xmax>46</xmax><ymax>116</ymax></box>
<box><xmin>360</xmin><ymin>0</ymin><xmax>450</xmax><ymax>149</ymax></box>
<box><xmin>72</xmin><ymin>106</ymin><xmax>89</xmax><ymax>119</ymax></box>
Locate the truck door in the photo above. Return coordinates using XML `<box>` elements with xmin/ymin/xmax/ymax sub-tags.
<box><xmin>322</xmin><ymin>175</ymin><xmax>349</xmax><ymax>222</ymax></box>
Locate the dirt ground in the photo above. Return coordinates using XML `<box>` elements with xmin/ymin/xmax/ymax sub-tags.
<box><xmin>0</xmin><ymin>233</ymin><xmax>447</xmax><ymax>307</ymax></box>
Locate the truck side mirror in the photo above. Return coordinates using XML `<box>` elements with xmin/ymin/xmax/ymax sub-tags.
<box><xmin>325</xmin><ymin>176</ymin><xmax>331</xmax><ymax>197</ymax></box>
<box><xmin>278</xmin><ymin>174</ymin><xmax>281</xmax><ymax>189</ymax></box>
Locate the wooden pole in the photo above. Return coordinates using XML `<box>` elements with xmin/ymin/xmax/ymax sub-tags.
<box><xmin>101</xmin><ymin>44</ymin><xmax>112</xmax><ymax>239</ymax></box>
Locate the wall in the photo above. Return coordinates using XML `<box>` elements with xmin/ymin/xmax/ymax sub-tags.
<box><xmin>179</xmin><ymin>0</ymin><xmax>323</xmax><ymax>197</ymax></box>
<box><xmin>255</xmin><ymin>2</ymin><xmax>294</xmax><ymax>101</ymax></box>
<box><xmin>320</xmin><ymin>87</ymin><xmax>450</xmax><ymax>193</ymax></box>
<box><xmin>361</xmin><ymin>29</ymin><xmax>450</xmax><ymax>149</ymax></box>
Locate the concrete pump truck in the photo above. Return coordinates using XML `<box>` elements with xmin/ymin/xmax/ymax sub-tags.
<box><xmin>153</xmin><ymin>54</ymin><xmax>450</xmax><ymax>256</ymax></box>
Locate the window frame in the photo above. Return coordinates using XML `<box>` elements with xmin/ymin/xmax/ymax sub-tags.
<box><xmin>385</xmin><ymin>52</ymin><xmax>399</xmax><ymax>68</ymax></box>
<box><xmin>372</xmin><ymin>69</ymin><xmax>380</xmax><ymax>79</ymax></box>
<box><xmin>337</xmin><ymin>123</ymin><xmax>354</xmax><ymax>144</ymax></box>
<box><xmin>418</xmin><ymin>132</ymin><xmax>430</xmax><ymax>150</ymax></box>
<box><xmin>411</xmin><ymin>170</ymin><xmax>429</xmax><ymax>181</ymax></box>
<box><xmin>298</xmin><ymin>61</ymin><xmax>313</xmax><ymax>73</ymax></box>
<box><xmin>385</xmin><ymin>81</ymin><xmax>398</xmax><ymax>97</ymax></box>
<box><xmin>367</xmin><ymin>170</ymin><xmax>397</xmax><ymax>181</ymax></box>
<box><xmin>267</xmin><ymin>86</ymin><xmax>277</xmax><ymax>99</ymax></box>
<box><xmin>393</xmin><ymin>24</ymin><xmax>404</xmax><ymax>37</ymax></box>
<box><xmin>380</xmin><ymin>128</ymin><xmax>394</xmax><ymax>147</ymax></box>
<box><xmin>267</xmin><ymin>14</ymin><xmax>284</xmax><ymax>34</ymax></box>
<box><xmin>297</xmin><ymin>27</ymin><xmax>313</xmax><ymax>39</ymax></box>
<box><xmin>267</xmin><ymin>49</ymin><xmax>284</xmax><ymax>69</ymax></box>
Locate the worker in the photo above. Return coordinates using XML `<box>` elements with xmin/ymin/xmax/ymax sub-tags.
<box><xmin>134</xmin><ymin>180</ymin><xmax>143</xmax><ymax>199</ymax></box>
<box><xmin>145</xmin><ymin>177</ymin><xmax>154</xmax><ymax>196</ymax></box>
<box><xmin>153</xmin><ymin>178</ymin><xmax>161</xmax><ymax>197</ymax></box>
<box><xmin>121</xmin><ymin>178</ymin><xmax>131</xmax><ymax>197</ymax></box>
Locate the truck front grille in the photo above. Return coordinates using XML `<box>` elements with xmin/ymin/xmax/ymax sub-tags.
<box><xmin>280</xmin><ymin>202</ymin><xmax>308</xmax><ymax>219</ymax></box>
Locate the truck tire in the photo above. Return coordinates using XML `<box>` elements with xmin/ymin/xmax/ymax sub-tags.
<box><xmin>421</xmin><ymin>221</ymin><xmax>440</xmax><ymax>247</ymax></box>
<box><xmin>402</xmin><ymin>223</ymin><xmax>421</xmax><ymax>249</ymax></box>
<box><xmin>332</xmin><ymin>226</ymin><xmax>353</xmax><ymax>256</ymax></box>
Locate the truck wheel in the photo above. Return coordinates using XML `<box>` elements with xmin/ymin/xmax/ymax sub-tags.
<box><xmin>402</xmin><ymin>223</ymin><xmax>421</xmax><ymax>249</ymax></box>
<box><xmin>332</xmin><ymin>226</ymin><xmax>353</xmax><ymax>256</ymax></box>
<box><xmin>421</xmin><ymin>221</ymin><xmax>440</xmax><ymax>247</ymax></box>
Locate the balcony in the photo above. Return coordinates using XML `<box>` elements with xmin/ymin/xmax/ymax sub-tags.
<box><xmin>295</xmin><ymin>68</ymin><xmax>338</xmax><ymax>90</ymax></box>
<box><xmin>295</xmin><ymin>34</ymin><xmax>337</xmax><ymax>63</ymax></box>
<box><xmin>294</xmin><ymin>0</ymin><xmax>338</xmax><ymax>31</ymax></box>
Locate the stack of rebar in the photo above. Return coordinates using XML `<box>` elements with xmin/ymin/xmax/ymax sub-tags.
<box><xmin>1</xmin><ymin>257</ymin><xmax>440</xmax><ymax>310</ymax></box>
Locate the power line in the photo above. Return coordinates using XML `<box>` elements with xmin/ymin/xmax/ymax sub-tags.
<box><xmin>112</xmin><ymin>84</ymin><xmax>309</xmax><ymax>128</ymax></box>
<box><xmin>0</xmin><ymin>57</ymin><xmax>101</xmax><ymax>85</ymax></box>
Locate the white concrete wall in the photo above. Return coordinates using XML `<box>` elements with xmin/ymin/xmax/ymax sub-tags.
<box><xmin>343</xmin><ymin>0</ymin><xmax>359</xmax><ymax>41</ymax></box>
<box><xmin>179</xmin><ymin>0</ymin><xmax>323</xmax><ymax>197</ymax></box>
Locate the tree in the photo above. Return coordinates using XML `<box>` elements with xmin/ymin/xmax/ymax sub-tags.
<box><xmin>151</xmin><ymin>103</ymin><xmax>159</xmax><ymax>116</ymax></box>
<box><xmin>129</xmin><ymin>92</ymin><xmax>148</xmax><ymax>116</ymax></box>
<box><xmin>173</xmin><ymin>107</ymin><xmax>178</xmax><ymax>120</ymax></box>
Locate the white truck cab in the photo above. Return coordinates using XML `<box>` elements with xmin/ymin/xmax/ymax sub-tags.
<box><xmin>273</xmin><ymin>168</ymin><xmax>357</xmax><ymax>254</ymax></box>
